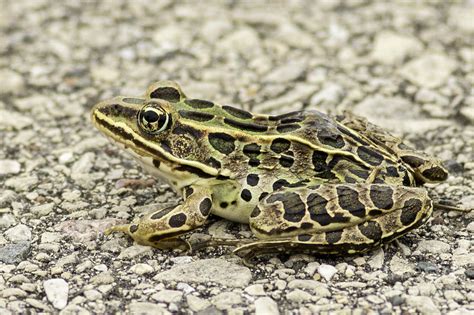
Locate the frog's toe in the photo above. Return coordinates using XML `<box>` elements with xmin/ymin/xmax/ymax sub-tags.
<box><xmin>104</xmin><ymin>224</ymin><xmax>132</xmax><ymax>236</ymax></box>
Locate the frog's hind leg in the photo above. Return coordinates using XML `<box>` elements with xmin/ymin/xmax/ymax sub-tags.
<box><xmin>335</xmin><ymin>112</ymin><xmax>448</xmax><ymax>184</ymax></box>
<box><xmin>235</xmin><ymin>183</ymin><xmax>433</xmax><ymax>261</ymax></box>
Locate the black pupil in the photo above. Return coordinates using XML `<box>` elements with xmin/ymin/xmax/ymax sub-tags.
<box><xmin>143</xmin><ymin>110</ymin><xmax>159</xmax><ymax>123</ymax></box>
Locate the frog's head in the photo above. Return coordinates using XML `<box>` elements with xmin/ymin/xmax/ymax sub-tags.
<box><xmin>91</xmin><ymin>81</ymin><xmax>221</xmax><ymax>189</ymax></box>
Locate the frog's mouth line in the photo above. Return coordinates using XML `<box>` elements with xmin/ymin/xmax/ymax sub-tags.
<box><xmin>92</xmin><ymin>113</ymin><xmax>224</xmax><ymax>182</ymax></box>
<box><xmin>92</xmin><ymin>114</ymin><xmax>172</xmax><ymax>164</ymax></box>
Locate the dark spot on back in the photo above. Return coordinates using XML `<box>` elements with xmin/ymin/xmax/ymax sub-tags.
<box><xmin>169</xmin><ymin>213</ymin><xmax>187</xmax><ymax>228</ymax></box>
<box><xmin>199</xmin><ymin>198</ymin><xmax>212</xmax><ymax>216</ymax></box>
<box><xmin>208</xmin><ymin>133</ymin><xmax>236</xmax><ymax>154</ymax></box>
<box><xmin>250</xmin><ymin>206</ymin><xmax>261</xmax><ymax>218</ymax></box>
<box><xmin>401</xmin><ymin>155</ymin><xmax>425</xmax><ymax>168</ymax></box>
<box><xmin>153</xmin><ymin>159</ymin><xmax>161</xmax><ymax>168</ymax></box>
<box><xmin>206</xmin><ymin>157</ymin><xmax>222</xmax><ymax>169</ymax></box>
<box><xmin>400</xmin><ymin>198</ymin><xmax>423</xmax><ymax>226</ymax></box>
<box><xmin>150</xmin><ymin>206</ymin><xmax>175</xmax><ymax>220</ymax></box>
<box><xmin>150</xmin><ymin>87</ymin><xmax>181</xmax><ymax>102</ymax></box>
<box><xmin>130</xmin><ymin>224</ymin><xmax>138</xmax><ymax>233</ymax></box>
<box><xmin>317</xmin><ymin>129</ymin><xmax>345</xmax><ymax>148</ymax></box>
<box><xmin>184</xmin><ymin>186</ymin><xmax>194</xmax><ymax>198</ymax></box>
<box><xmin>222</xmin><ymin>105</ymin><xmax>253</xmax><ymax>119</ymax></box>
<box><xmin>357</xmin><ymin>146</ymin><xmax>384</xmax><ymax>166</ymax></box>
<box><xmin>241</xmin><ymin>189</ymin><xmax>252</xmax><ymax>202</ymax></box>
<box><xmin>421</xmin><ymin>167</ymin><xmax>448</xmax><ymax>182</ymax></box>
<box><xmin>337</xmin><ymin>186</ymin><xmax>366</xmax><ymax>217</ymax></box>
<box><xmin>307</xmin><ymin>192</ymin><xmax>350</xmax><ymax>226</ymax></box>
<box><xmin>259</xmin><ymin>192</ymin><xmax>269</xmax><ymax>201</ymax></box>
<box><xmin>358</xmin><ymin>221</ymin><xmax>383</xmax><ymax>241</ymax></box>
<box><xmin>272</xmin><ymin>179</ymin><xmax>290</xmax><ymax>191</ymax></box>
<box><xmin>175</xmin><ymin>165</ymin><xmax>213</xmax><ymax>178</ymax></box>
<box><xmin>279</xmin><ymin>156</ymin><xmax>294</xmax><ymax>168</ymax></box>
<box><xmin>336</xmin><ymin>125</ymin><xmax>370</xmax><ymax>146</ymax></box>
<box><xmin>220</xmin><ymin>202</ymin><xmax>228</xmax><ymax>208</ymax></box>
<box><xmin>185</xmin><ymin>99</ymin><xmax>214</xmax><ymax>109</ymax></box>
<box><xmin>276</xmin><ymin>124</ymin><xmax>301</xmax><ymax>133</ymax></box>
<box><xmin>224</xmin><ymin>118</ymin><xmax>268</xmax><ymax>133</ymax></box>
<box><xmin>368</xmin><ymin>209</ymin><xmax>383</xmax><ymax>216</ymax></box>
<box><xmin>369</xmin><ymin>185</ymin><xmax>394</xmax><ymax>210</ymax></box>
<box><xmin>179</xmin><ymin>110</ymin><xmax>214</xmax><ymax>122</ymax></box>
<box><xmin>298</xmin><ymin>234</ymin><xmax>312</xmax><ymax>242</ymax></box>
<box><xmin>267</xmin><ymin>192</ymin><xmax>306</xmax><ymax>223</ymax></box>
<box><xmin>386</xmin><ymin>166</ymin><xmax>399</xmax><ymax>177</ymax></box>
<box><xmin>325</xmin><ymin>230</ymin><xmax>342</xmax><ymax>244</ymax></box>
<box><xmin>270</xmin><ymin>138</ymin><xmax>291</xmax><ymax>154</ymax></box>
<box><xmin>312</xmin><ymin>151</ymin><xmax>329</xmax><ymax>172</ymax></box>
<box><xmin>247</xmin><ymin>174</ymin><xmax>260</xmax><ymax>186</ymax></box>
<box><xmin>243</xmin><ymin>143</ymin><xmax>261</xmax><ymax>158</ymax></box>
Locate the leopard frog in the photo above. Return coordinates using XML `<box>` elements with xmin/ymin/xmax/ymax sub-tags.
<box><xmin>91</xmin><ymin>81</ymin><xmax>449</xmax><ymax>260</ymax></box>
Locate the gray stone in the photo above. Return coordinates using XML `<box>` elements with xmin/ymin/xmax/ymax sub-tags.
<box><xmin>371</xmin><ymin>31</ymin><xmax>422</xmax><ymax>65</ymax></box>
<box><xmin>154</xmin><ymin>259</ymin><xmax>252</xmax><ymax>288</ymax></box>
<box><xmin>211</xmin><ymin>292</ymin><xmax>242</xmax><ymax>310</ymax></box>
<box><xmin>128</xmin><ymin>302</ymin><xmax>170</xmax><ymax>315</ymax></box>
<box><xmin>264</xmin><ymin>59</ymin><xmax>307</xmax><ymax>83</ymax></box>
<box><xmin>0</xmin><ymin>190</ymin><xmax>17</xmax><ymax>207</ymax></box>
<box><xmin>416</xmin><ymin>240</ymin><xmax>451</xmax><ymax>254</ymax></box>
<box><xmin>399</xmin><ymin>53</ymin><xmax>456</xmax><ymax>88</ymax></box>
<box><xmin>244</xmin><ymin>284</ymin><xmax>266</xmax><ymax>296</ymax></box>
<box><xmin>0</xmin><ymin>242</ymin><xmax>31</xmax><ymax>264</ymax></box>
<box><xmin>186</xmin><ymin>295</ymin><xmax>211</xmax><ymax>312</ymax></box>
<box><xmin>287</xmin><ymin>280</ymin><xmax>330</xmax><ymax>297</ymax></box>
<box><xmin>0</xmin><ymin>110</ymin><xmax>33</xmax><ymax>130</ymax></box>
<box><xmin>367</xmin><ymin>248</ymin><xmax>385</xmax><ymax>269</ymax></box>
<box><xmin>286</xmin><ymin>289</ymin><xmax>313</xmax><ymax>303</ymax></box>
<box><xmin>390</xmin><ymin>255</ymin><xmax>415</xmax><ymax>276</ymax></box>
<box><xmin>5</xmin><ymin>176</ymin><xmax>38</xmax><ymax>191</ymax></box>
<box><xmin>31</xmin><ymin>203</ymin><xmax>55</xmax><ymax>217</ymax></box>
<box><xmin>406</xmin><ymin>296</ymin><xmax>440</xmax><ymax>315</ymax></box>
<box><xmin>43</xmin><ymin>278</ymin><xmax>68</xmax><ymax>310</ymax></box>
<box><xmin>255</xmin><ymin>297</ymin><xmax>279</xmax><ymax>315</ymax></box>
<box><xmin>0</xmin><ymin>160</ymin><xmax>21</xmax><ymax>175</ymax></box>
<box><xmin>151</xmin><ymin>290</ymin><xmax>183</xmax><ymax>303</ymax></box>
<box><xmin>0</xmin><ymin>69</ymin><xmax>25</xmax><ymax>94</ymax></box>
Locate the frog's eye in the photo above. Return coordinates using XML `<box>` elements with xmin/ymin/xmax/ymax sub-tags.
<box><xmin>138</xmin><ymin>105</ymin><xmax>172</xmax><ymax>134</ymax></box>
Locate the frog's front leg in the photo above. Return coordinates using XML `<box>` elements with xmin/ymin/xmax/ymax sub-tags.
<box><xmin>106</xmin><ymin>185</ymin><xmax>213</xmax><ymax>249</ymax></box>
<box><xmin>235</xmin><ymin>183</ymin><xmax>433</xmax><ymax>260</ymax></box>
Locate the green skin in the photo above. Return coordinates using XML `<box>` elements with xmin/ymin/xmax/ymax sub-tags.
<box><xmin>91</xmin><ymin>81</ymin><xmax>449</xmax><ymax>260</ymax></box>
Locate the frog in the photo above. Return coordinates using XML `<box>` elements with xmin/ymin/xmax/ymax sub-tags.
<box><xmin>91</xmin><ymin>81</ymin><xmax>450</xmax><ymax>261</ymax></box>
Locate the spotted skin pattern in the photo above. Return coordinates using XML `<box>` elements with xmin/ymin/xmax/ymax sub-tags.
<box><xmin>91</xmin><ymin>81</ymin><xmax>450</xmax><ymax>261</ymax></box>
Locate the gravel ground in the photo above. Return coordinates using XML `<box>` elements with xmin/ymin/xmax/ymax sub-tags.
<box><xmin>1</xmin><ymin>1</ymin><xmax>473</xmax><ymax>314</ymax></box>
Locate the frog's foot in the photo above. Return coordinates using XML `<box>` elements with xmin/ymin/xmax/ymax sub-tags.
<box><xmin>105</xmin><ymin>185</ymin><xmax>213</xmax><ymax>250</ymax></box>
<box><xmin>105</xmin><ymin>224</ymin><xmax>131</xmax><ymax>236</ymax></box>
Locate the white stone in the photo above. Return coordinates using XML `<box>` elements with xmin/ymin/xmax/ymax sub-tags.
<box><xmin>286</xmin><ymin>289</ymin><xmax>312</xmax><ymax>303</ymax></box>
<box><xmin>154</xmin><ymin>258</ymin><xmax>252</xmax><ymax>288</ymax></box>
<box><xmin>449</xmin><ymin>6</ymin><xmax>474</xmax><ymax>33</ymax></box>
<box><xmin>31</xmin><ymin>203</ymin><xmax>55</xmax><ymax>217</ymax></box>
<box><xmin>255</xmin><ymin>297</ymin><xmax>280</xmax><ymax>315</ymax></box>
<box><xmin>211</xmin><ymin>292</ymin><xmax>242</xmax><ymax>310</ymax></box>
<box><xmin>245</xmin><ymin>284</ymin><xmax>266</xmax><ymax>296</ymax></box>
<box><xmin>0</xmin><ymin>160</ymin><xmax>21</xmax><ymax>175</ymax></box>
<box><xmin>390</xmin><ymin>255</ymin><xmax>415</xmax><ymax>276</ymax></box>
<box><xmin>0</xmin><ymin>69</ymin><xmax>25</xmax><ymax>94</ymax></box>
<box><xmin>264</xmin><ymin>59</ymin><xmax>308</xmax><ymax>83</ymax></box>
<box><xmin>406</xmin><ymin>296</ymin><xmax>440</xmax><ymax>315</ymax></box>
<box><xmin>186</xmin><ymin>295</ymin><xmax>211</xmax><ymax>312</ymax></box>
<box><xmin>129</xmin><ymin>263</ymin><xmax>154</xmax><ymax>275</ymax></box>
<box><xmin>5</xmin><ymin>224</ymin><xmax>32</xmax><ymax>242</ymax></box>
<box><xmin>128</xmin><ymin>302</ymin><xmax>170</xmax><ymax>315</ymax></box>
<box><xmin>151</xmin><ymin>290</ymin><xmax>183</xmax><ymax>304</ymax></box>
<box><xmin>0</xmin><ymin>110</ymin><xmax>33</xmax><ymax>130</ymax></box>
<box><xmin>43</xmin><ymin>279</ymin><xmax>68</xmax><ymax>310</ymax></box>
<box><xmin>318</xmin><ymin>264</ymin><xmax>338</xmax><ymax>282</ymax></box>
<box><xmin>371</xmin><ymin>31</ymin><xmax>423</xmax><ymax>65</ymax></box>
<box><xmin>367</xmin><ymin>248</ymin><xmax>385</xmax><ymax>270</ymax></box>
<box><xmin>416</xmin><ymin>240</ymin><xmax>451</xmax><ymax>254</ymax></box>
<box><xmin>399</xmin><ymin>53</ymin><xmax>457</xmax><ymax>88</ymax></box>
